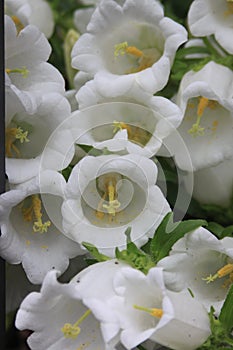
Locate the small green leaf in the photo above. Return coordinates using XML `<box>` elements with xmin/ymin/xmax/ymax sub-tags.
<box><xmin>150</xmin><ymin>213</ymin><xmax>207</xmax><ymax>263</ymax></box>
<box><xmin>82</xmin><ymin>242</ymin><xmax>111</xmax><ymax>262</ymax></box>
<box><xmin>219</xmin><ymin>284</ymin><xmax>233</xmax><ymax>332</ymax></box>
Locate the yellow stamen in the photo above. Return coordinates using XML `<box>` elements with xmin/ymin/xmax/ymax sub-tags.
<box><xmin>225</xmin><ymin>0</ymin><xmax>233</xmax><ymax>16</ymax></box>
<box><xmin>133</xmin><ymin>304</ymin><xmax>163</xmax><ymax>318</ymax></box>
<box><xmin>113</xmin><ymin>120</ymin><xmax>151</xmax><ymax>146</ymax></box>
<box><xmin>11</xmin><ymin>15</ymin><xmax>24</xmax><ymax>32</ymax></box>
<box><xmin>188</xmin><ymin>97</ymin><xmax>218</xmax><ymax>137</ymax></box>
<box><xmin>102</xmin><ymin>181</ymin><xmax>121</xmax><ymax>216</ymax></box>
<box><xmin>6</xmin><ymin>67</ymin><xmax>29</xmax><ymax>78</ymax></box>
<box><xmin>5</xmin><ymin>127</ymin><xmax>29</xmax><ymax>157</ymax></box>
<box><xmin>61</xmin><ymin>309</ymin><xmax>91</xmax><ymax>340</ymax></box>
<box><xmin>95</xmin><ymin>192</ymin><xmax>107</xmax><ymax>219</ymax></box>
<box><xmin>202</xmin><ymin>263</ymin><xmax>233</xmax><ymax>284</ymax></box>
<box><xmin>126</xmin><ymin>46</ymin><xmax>144</xmax><ymax>58</ymax></box>
<box><xmin>212</xmin><ymin>120</ymin><xmax>219</xmax><ymax>132</ymax></box>
<box><xmin>32</xmin><ymin>195</ymin><xmax>51</xmax><ymax>233</ymax></box>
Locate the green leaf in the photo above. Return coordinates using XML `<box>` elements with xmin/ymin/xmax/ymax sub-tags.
<box><xmin>82</xmin><ymin>242</ymin><xmax>111</xmax><ymax>262</ymax></box>
<box><xmin>115</xmin><ymin>228</ymin><xmax>155</xmax><ymax>274</ymax></box>
<box><xmin>219</xmin><ymin>284</ymin><xmax>233</xmax><ymax>332</ymax></box>
<box><xmin>207</xmin><ymin>222</ymin><xmax>224</xmax><ymax>238</ymax></box>
<box><xmin>150</xmin><ymin>213</ymin><xmax>207</xmax><ymax>263</ymax></box>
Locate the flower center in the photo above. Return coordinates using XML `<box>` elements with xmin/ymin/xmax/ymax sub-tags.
<box><xmin>133</xmin><ymin>304</ymin><xmax>163</xmax><ymax>318</ymax></box>
<box><xmin>188</xmin><ymin>96</ymin><xmax>218</xmax><ymax>137</ymax></box>
<box><xmin>113</xmin><ymin>121</ymin><xmax>151</xmax><ymax>146</ymax></box>
<box><xmin>202</xmin><ymin>263</ymin><xmax>233</xmax><ymax>288</ymax></box>
<box><xmin>61</xmin><ymin>309</ymin><xmax>91</xmax><ymax>340</ymax></box>
<box><xmin>96</xmin><ymin>175</ymin><xmax>121</xmax><ymax>220</ymax></box>
<box><xmin>20</xmin><ymin>194</ymin><xmax>51</xmax><ymax>233</ymax></box>
<box><xmin>114</xmin><ymin>41</ymin><xmax>160</xmax><ymax>74</ymax></box>
<box><xmin>5</xmin><ymin>126</ymin><xmax>30</xmax><ymax>157</ymax></box>
<box><xmin>5</xmin><ymin>67</ymin><xmax>29</xmax><ymax>78</ymax></box>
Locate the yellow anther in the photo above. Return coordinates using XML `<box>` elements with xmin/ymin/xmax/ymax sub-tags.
<box><xmin>95</xmin><ymin>192</ymin><xmax>107</xmax><ymax>219</ymax></box>
<box><xmin>188</xmin><ymin>97</ymin><xmax>217</xmax><ymax>137</ymax></box>
<box><xmin>126</xmin><ymin>46</ymin><xmax>144</xmax><ymax>58</ymax></box>
<box><xmin>11</xmin><ymin>15</ymin><xmax>24</xmax><ymax>32</ymax></box>
<box><xmin>31</xmin><ymin>195</ymin><xmax>51</xmax><ymax>233</ymax></box>
<box><xmin>217</xmin><ymin>263</ymin><xmax>233</xmax><ymax>278</ymax></box>
<box><xmin>113</xmin><ymin>121</ymin><xmax>151</xmax><ymax>146</ymax></box>
<box><xmin>102</xmin><ymin>183</ymin><xmax>121</xmax><ymax>216</ymax></box>
<box><xmin>133</xmin><ymin>305</ymin><xmax>163</xmax><ymax>318</ymax></box>
<box><xmin>225</xmin><ymin>0</ymin><xmax>233</xmax><ymax>16</ymax></box>
<box><xmin>61</xmin><ymin>309</ymin><xmax>91</xmax><ymax>340</ymax></box>
<box><xmin>197</xmin><ymin>97</ymin><xmax>209</xmax><ymax>117</ymax></box>
<box><xmin>202</xmin><ymin>263</ymin><xmax>233</xmax><ymax>284</ymax></box>
<box><xmin>113</xmin><ymin>120</ymin><xmax>129</xmax><ymax>133</ymax></box>
<box><xmin>6</xmin><ymin>67</ymin><xmax>29</xmax><ymax>78</ymax></box>
<box><xmin>5</xmin><ymin>127</ymin><xmax>29</xmax><ymax>158</ymax></box>
<box><xmin>20</xmin><ymin>195</ymin><xmax>51</xmax><ymax>233</ymax></box>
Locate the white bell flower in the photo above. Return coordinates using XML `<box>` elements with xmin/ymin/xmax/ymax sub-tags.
<box><xmin>69</xmin><ymin>99</ymin><xmax>181</xmax><ymax>158</ymax></box>
<box><xmin>62</xmin><ymin>154</ymin><xmax>171</xmax><ymax>256</ymax></box>
<box><xmin>158</xmin><ymin>227</ymin><xmax>233</xmax><ymax>314</ymax></box>
<box><xmin>92</xmin><ymin>267</ymin><xmax>210</xmax><ymax>350</ymax></box>
<box><xmin>165</xmin><ymin>61</ymin><xmax>233</xmax><ymax>171</ymax></box>
<box><xmin>185</xmin><ymin>158</ymin><xmax>233</xmax><ymax>207</ymax></box>
<box><xmin>5</xmin><ymin>15</ymin><xmax>65</xmax><ymax>116</ymax></box>
<box><xmin>188</xmin><ymin>0</ymin><xmax>233</xmax><ymax>54</ymax></box>
<box><xmin>15</xmin><ymin>269</ymin><xmax>118</xmax><ymax>350</ymax></box>
<box><xmin>5</xmin><ymin>0</ymin><xmax>54</xmax><ymax>38</ymax></box>
<box><xmin>6</xmin><ymin>93</ymin><xmax>72</xmax><ymax>185</ymax></box>
<box><xmin>71</xmin><ymin>0</ymin><xmax>187</xmax><ymax>94</ymax></box>
<box><xmin>0</xmin><ymin>170</ymin><xmax>84</xmax><ymax>284</ymax></box>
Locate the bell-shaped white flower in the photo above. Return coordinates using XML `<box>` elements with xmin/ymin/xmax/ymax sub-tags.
<box><xmin>68</xmin><ymin>100</ymin><xmax>181</xmax><ymax>158</ymax></box>
<box><xmin>158</xmin><ymin>227</ymin><xmax>233</xmax><ymax>314</ymax></box>
<box><xmin>90</xmin><ymin>267</ymin><xmax>210</xmax><ymax>350</ymax></box>
<box><xmin>188</xmin><ymin>0</ymin><xmax>233</xmax><ymax>54</ymax></box>
<box><xmin>6</xmin><ymin>93</ymin><xmax>72</xmax><ymax>185</ymax></box>
<box><xmin>62</xmin><ymin>154</ymin><xmax>171</xmax><ymax>256</ymax></box>
<box><xmin>0</xmin><ymin>170</ymin><xmax>84</xmax><ymax>284</ymax></box>
<box><xmin>185</xmin><ymin>158</ymin><xmax>233</xmax><ymax>207</ymax></box>
<box><xmin>165</xmin><ymin>61</ymin><xmax>233</xmax><ymax>171</ymax></box>
<box><xmin>5</xmin><ymin>15</ymin><xmax>65</xmax><ymax>116</ymax></box>
<box><xmin>72</xmin><ymin>0</ymin><xmax>187</xmax><ymax>94</ymax></box>
<box><xmin>5</xmin><ymin>0</ymin><xmax>54</xmax><ymax>38</ymax></box>
<box><xmin>15</xmin><ymin>269</ymin><xmax>118</xmax><ymax>350</ymax></box>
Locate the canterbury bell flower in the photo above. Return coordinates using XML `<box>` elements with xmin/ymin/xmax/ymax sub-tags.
<box><xmin>5</xmin><ymin>15</ymin><xmax>65</xmax><ymax>116</ymax></box>
<box><xmin>5</xmin><ymin>0</ymin><xmax>54</xmax><ymax>38</ymax></box>
<box><xmin>71</xmin><ymin>0</ymin><xmax>187</xmax><ymax>94</ymax></box>
<box><xmin>165</xmin><ymin>61</ymin><xmax>233</xmax><ymax>171</ymax></box>
<box><xmin>158</xmin><ymin>227</ymin><xmax>233</xmax><ymax>315</ymax></box>
<box><xmin>92</xmin><ymin>267</ymin><xmax>211</xmax><ymax>350</ymax></box>
<box><xmin>15</xmin><ymin>269</ymin><xmax>118</xmax><ymax>350</ymax></box>
<box><xmin>188</xmin><ymin>0</ymin><xmax>233</xmax><ymax>54</ymax></box>
<box><xmin>62</xmin><ymin>154</ymin><xmax>171</xmax><ymax>256</ymax></box>
<box><xmin>0</xmin><ymin>170</ymin><xmax>84</xmax><ymax>284</ymax></box>
<box><xmin>5</xmin><ymin>93</ymin><xmax>72</xmax><ymax>185</ymax></box>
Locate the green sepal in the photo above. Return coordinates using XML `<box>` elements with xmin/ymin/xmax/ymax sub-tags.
<box><xmin>81</xmin><ymin>242</ymin><xmax>111</xmax><ymax>262</ymax></box>
<box><xmin>197</xmin><ymin>306</ymin><xmax>233</xmax><ymax>349</ymax></box>
<box><xmin>219</xmin><ymin>284</ymin><xmax>233</xmax><ymax>333</ymax></box>
<box><xmin>115</xmin><ymin>228</ymin><xmax>155</xmax><ymax>274</ymax></box>
<box><xmin>150</xmin><ymin>212</ymin><xmax>207</xmax><ymax>263</ymax></box>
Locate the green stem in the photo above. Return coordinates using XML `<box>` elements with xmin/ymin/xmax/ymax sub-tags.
<box><xmin>202</xmin><ymin>37</ymin><xmax>223</xmax><ymax>57</ymax></box>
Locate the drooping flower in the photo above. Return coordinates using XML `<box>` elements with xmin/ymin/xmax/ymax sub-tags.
<box><xmin>188</xmin><ymin>0</ymin><xmax>233</xmax><ymax>54</ymax></box>
<box><xmin>72</xmin><ymin>0</ymin><xmax>187</xmax><ymax>94</ymax></box>
<box><xmin>0</xmin><ymin>171</ymin><xmax>84</xmax><ymax>284</ymax></box>
<box><xmin>87</xmin><ymin>266</ymin><xmax>211</xmax><ymax>350</ymax></box>
<box><xmin>158</xmin><ymin>227</ymin><xmax>233</xmax><ymax>314</ymax></box>
<box><xmin>62</xmin><ymin>154</ymin><xmax>171</xmax><ymax>256</ymax></box>
<box><xmin>5</xmin><ymin>0</ymin><xmax>54</xmax><ymax>38</ymax></box>
<box><xmin>15</xmin><ymin>269</ymin><xmax>118</xmax><ymax>350</ymax></box>
<box><xmin>165</xmin><ymin>61</ymin><xmax>233</xmax><ymax>171</ymax></box>
<box><xmin>6</xmin><ymin>93</ymin><xmax>72</xmax><ymax>185</ymax></box>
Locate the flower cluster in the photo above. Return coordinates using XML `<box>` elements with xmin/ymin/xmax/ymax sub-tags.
<box><xmin>3</xmin><ymin>0</ymin><xmax>233</xmax><ymax>349</ymax></box>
